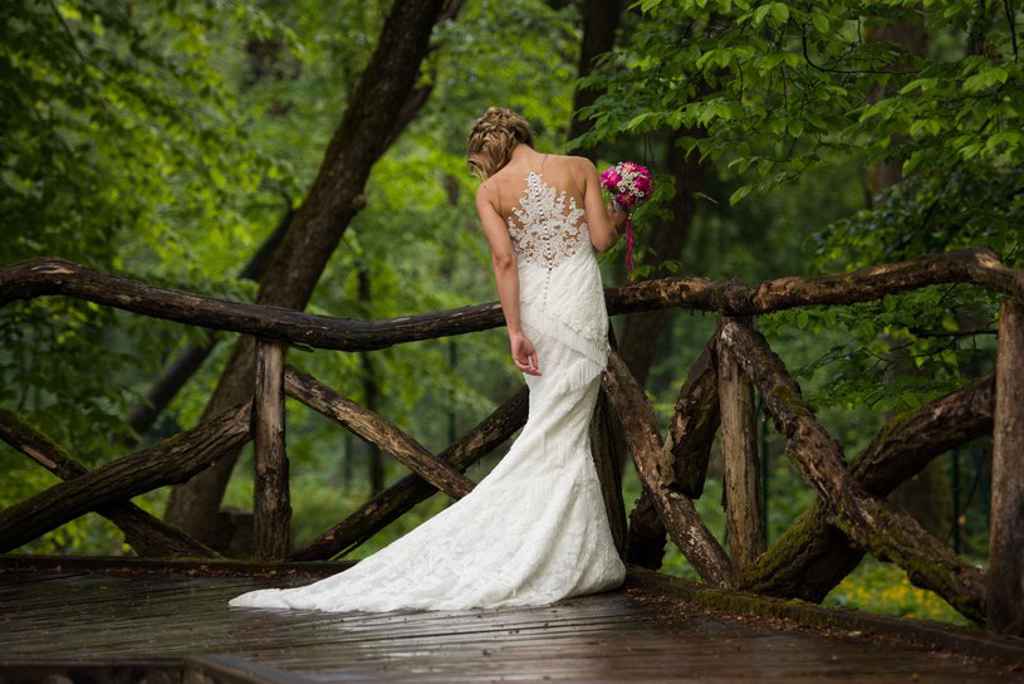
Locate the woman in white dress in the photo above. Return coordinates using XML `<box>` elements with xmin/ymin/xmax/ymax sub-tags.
<box><xmin>228</xmin><ymin>106</ymin><xmax>628</xmax><ymax>613</ymax></box>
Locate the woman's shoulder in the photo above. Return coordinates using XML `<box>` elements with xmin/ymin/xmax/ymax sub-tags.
<box><xmin>549</xmin><ymin>153</ymin><xmax>595</xmax><ymax>171</ymax></box>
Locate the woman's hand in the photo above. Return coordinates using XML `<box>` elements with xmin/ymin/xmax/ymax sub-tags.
<box><xmin>509</xmin><ymin>330</ymin><xmax>541</xmax><ymax>376</ymax></box>
<box><xmin>607</xmin><ymin>200</ymin><xmax>628</xmax><ymax>232</ymax></box>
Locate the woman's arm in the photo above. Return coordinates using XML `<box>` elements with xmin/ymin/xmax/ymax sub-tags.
<box><xmin>474</xmin><ymin>180</ymin><xmax>541</xmax><ymax>376</ymax></box>
<box><xmin>579</xmin><ymin>157</ymin><xmax>627</xmax><ymax>252</ymax></box>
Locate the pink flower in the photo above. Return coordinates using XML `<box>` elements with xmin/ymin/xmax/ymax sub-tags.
<box><xmin>635</xmin><ymin>175</ymin><xmax>651</xmax><ymax>194</ymax></box>
<box><xmin>601</xmin><ymin>169</ymin><xmax>622</xmax><ymax>189</ymax></box>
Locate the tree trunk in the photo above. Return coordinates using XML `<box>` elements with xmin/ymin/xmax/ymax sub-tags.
<box><xmin>616</xmin><ymin>126</ymin><xmax>710</xmax><ymax>475</ymax></box>
<box><xmin>161</xmin><ymin>0</ymin><xmax>455</xmax><ymax>545</ymax></box>
<box><xmin>863</xmin><ymin>12</ymin><xmax>927</xmax><ymax>203</ymax></box>
<box><xmin>568</xmin><ymin>0</ymin><xmax>624</xmax><ymax>144</ymax></box>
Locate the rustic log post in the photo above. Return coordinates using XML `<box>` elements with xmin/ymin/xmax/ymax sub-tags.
<box><xmin>625</xmin><ymin>487</ymin><xmax>667</xmax><ymax>569</ymax></box>
<box><xmin>717</xmin><ymin>315</ymin><xmax>764</xmax><ymax>569</ymax></box>
<box><xmin>0</xmin><ymin>403</ymin><xmax>251</xmax><ymax>553</ymax></box>
<box><xmin>626</xmin><ymin>328</ymin><xmax>721</xmax><ymax>570</ymax></box>
<box><xmin>739</xmin><ymin>374</ymin><xmax>995</xmax><ymax>602</ymax></box>
<box><xmin>291</xmin><ymin>386</ymin><xmax>528</xmax><ymax>561</ymax></box>
<box><xmin>283</xmin><ymin>366</ymin><xmax>474</xmax><ymax>499</ymax></box>
<box><xmin>718</xmin><ymin>320</ymin><xmax>986</xmax><ymax>623</ymax></box>
<box><xmin>670</xmin><ymin>328</ymin><xmax>721</xmax><ymax>498</ymax></box>
<box><xmin>253</xmin><ymin>340</ymin><xmax>290</xmax><ymax>560</ymax></box>
<box><xmin>589</xmin><ymin>386</ymin><xmax>628</xmax><ymax>557</ymax></box>
<box><xmin>989</xmin><ymin>297</ymin><xmax>1024</xmax><ymax>635</ymax></box>
<box><xmin>602</xmin><ymin>351</ymin><xmax>734</xmax><ymax>587</ymax></box>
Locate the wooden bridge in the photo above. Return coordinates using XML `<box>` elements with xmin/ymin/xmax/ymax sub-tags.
<box><xmin>2</xmin><ymin>556</ymin><xmax>1023</xmax><ymax>682</ymax></box>
<box><xmin>1</xmin><ymin>247</ymin><xmax>1023</xmax><ymax>681</ymax></box>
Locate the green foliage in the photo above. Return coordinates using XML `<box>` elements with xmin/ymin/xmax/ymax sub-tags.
<box><xmin>0</xmin><ymin>0</ymin><xmax>292</xmax><ymax>455</ymax></box>
<box><xmin>826</xmin><ymin>556</ymin><xmax>972</xmax><ymax>625</ymax></box>
<box><xmin>582</xmin><ymin>0</ymin><xmax>1024</xmax><ymax>204</ymax></box>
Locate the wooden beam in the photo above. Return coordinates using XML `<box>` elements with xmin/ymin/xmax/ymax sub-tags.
<box><xmin>718</xmin><ymin>316</ymin><xmax>764</xmax><ymax>569</ymax></box>
<box><xmin>602</xmin><ymin>351</ymin><xmax>734</xmax><ymax>587</ymax></box>
<box><xmin>989</xmin><ymin>297</ymin><xmax>1024</xmax><ymax>635</ymax></box>
<box><xmin>739</xmin><ymin>374</ymin><xmax>995</xmax><ymax>602</ymax></box>
<box><xmin>291</xmin><ymin>386</ymin><xmax>528</xmax><ymax>560</ymax></box>
<box><xmin>2</xmin><ymin>249</ymin><xmax>1020</xmax><ymax>350</ymax></box>
<box><xmin>0</xmin><ymin>409</ymin><xmax>220</xmax><ymax>558</ymax></box>
<box><xmin>283</xmin><ymin>366</ymin><xmax>474</xmax><ymax>499</ymax></box>
<box><xmin>718</xmin><ymin>319</ymin><xmax>986</xmax><ymax>623</ymax></box>
<box><xmin>590</xmin><ymin>386</ymin><xmax>628</xmax><ymax>557</ymax></box>
<box><xmin>627</xmin><ymin>329</ymin><xmax>722</xmax><ymax>570</ymax></box>
<box><xmin>669</xmin><ymin>328</ymin><xmax>721</xmax><ymax>498</ymax></box>
<box><xmin>0</xmin><ymin>403</ymin><xmax>251</xmax><ymax>553</ymax></box>
<box><xmin>253</xmin><ymin>340</ymin><xmax>290</xmax><ymax>561</ymax></box>
<box><xmin>625</xmin><ymin>487</ymin><xmax>667</xmax><ymax>570</ymax></box>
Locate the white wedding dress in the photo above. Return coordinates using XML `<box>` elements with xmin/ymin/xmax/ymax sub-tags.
<box><xmin>228</xmin><ymin>166</ymin><xmax>626</xmax><ymax>613</ymax></box>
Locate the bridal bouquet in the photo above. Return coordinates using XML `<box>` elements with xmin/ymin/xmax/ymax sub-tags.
<box><xmin>600</xmin><ymin>161</ymin><xmax>653</xmax><ymax>273</ymax></box>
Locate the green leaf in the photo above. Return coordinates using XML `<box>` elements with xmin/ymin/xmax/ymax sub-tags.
<box><xmin>811</xmin><ymin>12</ymin><xmax>829</xmax><ymax>33</ymax></box>
<box><xmin>729</xmin><ymin>184</ymin><xmax>752</xmax><ymax>205</ymax></box>
<box><xmin>962</xmin><ymin>67</ymin><xmax>1008</xmax><ymax>93</ymax></box>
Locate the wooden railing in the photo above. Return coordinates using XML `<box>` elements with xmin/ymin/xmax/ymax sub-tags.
<box><xmin>0</xmin><ymin>248</ymin><xmax>1021</xmax><ymax>635</ymax></box>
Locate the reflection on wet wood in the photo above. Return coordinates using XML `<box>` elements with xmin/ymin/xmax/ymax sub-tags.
<box><xmin>0</xmin><ymin>565</ymin><xmax>1018</xmax><ymax>683</ymax></box>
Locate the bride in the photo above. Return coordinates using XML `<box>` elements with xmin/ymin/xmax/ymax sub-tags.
<box><xmin>228</xmin><ymin>106</ymin><xmax>628</xmax><ymax>613</ymax></box>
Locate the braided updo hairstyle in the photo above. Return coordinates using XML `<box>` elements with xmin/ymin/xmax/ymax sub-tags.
<box><xmin>466</xmin><ymin>106</ymin><xmax>534</xmax><ymax>180</ymax></box>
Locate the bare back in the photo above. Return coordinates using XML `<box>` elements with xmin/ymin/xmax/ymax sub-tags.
<box><xmin>488</xmin><ymin>153</ymin><xmax>586</xmax><ymax>227</ymax></box>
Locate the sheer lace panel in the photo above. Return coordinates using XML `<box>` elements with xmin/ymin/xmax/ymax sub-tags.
<box><xmin>506</xmin><ymin>171</ymin><xmax>587</xmax><ymax>269</ymax></box>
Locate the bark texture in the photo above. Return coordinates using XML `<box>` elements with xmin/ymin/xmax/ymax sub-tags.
<box><xmin>739</xmin><ymin>374</ymin><xmax>995</xmax><ymax>602</ymax></box>
<box><xmin>718</xmin><ymin>320</ymin><xmax>986</xmax><ymax>623</ymax></box>
<box><xmin>718</xmin><ymin>316</ymin><xmax>764</xmax><ymax>569</ymax></box>
<box><xmin>253</xmin><ymin>340</ymin><xmax>290</xmax><ymax>560</ymax></box>
<box><xmin>284</xmin><ymin>366</ymin><xmax>474</xmax><ymax>500</ymax></box>
<box><xmin>0</xmin><ymin>409</ymin><xmax>220</xmax><ymax>558</ymax></box>
<box><xmin>4</xmin><ymin>250</ymin><xmax>1019</xmax><ymax>353</ymax></box>
<box><xmin>670</xmin><ymin>328</ymin><xmax>721</xmax><ymax>497</ymax></box>
<box><xmin>0</xmin><ymin>403</ymin><xmax>251</xmax><ymax>553</ymax></box>
<box><xmin>590</xmin><ymin>384</ymin><xmax>628</xmax><ymax>557</ymax></box>
<box><xmin>625</xmin><ymin>327</ymin><xmax>720</xmax><ymax>570</ymax></box>
<box><xmin>989</xmin><ymin>297</ymin><xmax>1024</xmax><ymax>635</ymax></box>
<box><xmin>602</xmin><ymin>351</ymin><xmax>733</xmax><ymax>587</ymax></box>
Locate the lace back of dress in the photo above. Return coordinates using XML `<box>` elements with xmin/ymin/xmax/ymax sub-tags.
<box><xmin>506</xmin><ymin>171</ymin><xmax>588</xmax><ymax>270</ymax></box>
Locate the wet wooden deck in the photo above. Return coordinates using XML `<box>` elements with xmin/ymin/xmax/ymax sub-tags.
<box><xmin>1</xmin><ymin>559</ymin><xmax>1022</xmax><ymax>683</ymax></box>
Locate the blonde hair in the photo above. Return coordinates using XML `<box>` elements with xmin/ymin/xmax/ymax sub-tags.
<box><xmin>466</xmin><ymin>106</ymin><xmax>534</xmax><ymax>179</ymax></box>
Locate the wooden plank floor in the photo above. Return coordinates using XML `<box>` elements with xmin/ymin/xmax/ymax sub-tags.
<box><xmin>0</xmin><ymin>567</ymin><xmax>1020</xmax><ymax>683</ymax></box>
